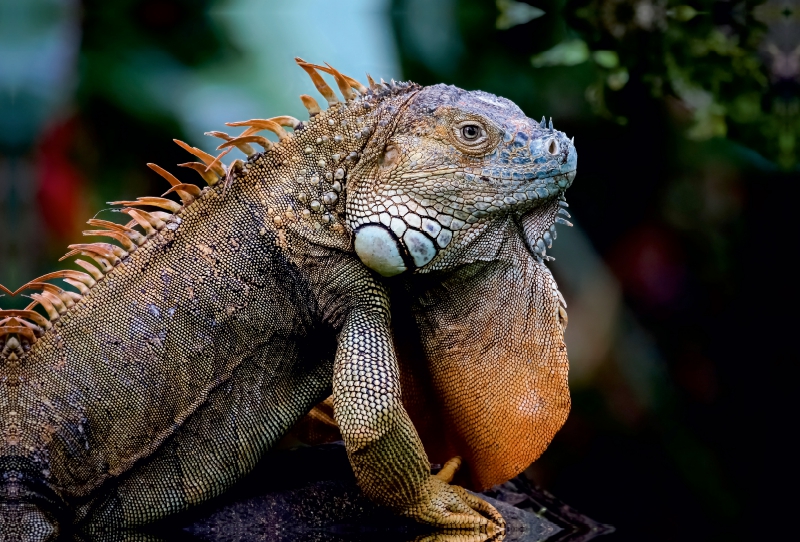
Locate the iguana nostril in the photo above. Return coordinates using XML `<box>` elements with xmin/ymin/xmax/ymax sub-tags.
<box><xmin>547</xmin><ymin>139</ymin><xmax>559</xmax><ymax>155</ymax></box>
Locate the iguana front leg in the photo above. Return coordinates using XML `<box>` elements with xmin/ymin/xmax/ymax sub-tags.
<box><xmin>332</xmin><ymin>300</ymin><xmax>504</xmax><ymax>532</ymax></box>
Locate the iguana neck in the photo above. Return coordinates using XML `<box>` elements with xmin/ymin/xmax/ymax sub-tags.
<box><xmin>236</xmin><ymin>86</ymin><xmax>420</xmax><ymax>253</ymax></box>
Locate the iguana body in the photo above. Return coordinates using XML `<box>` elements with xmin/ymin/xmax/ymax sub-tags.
<box><xmin>0</xmin><ymin>60</ymin><xmax>576</xmax><ymax>541</ymax></box>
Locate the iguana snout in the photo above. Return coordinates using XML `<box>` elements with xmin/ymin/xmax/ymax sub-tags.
<box><xmin>349</xmin><ymin>84</ymin><xmax>576</xmax><ymax>276</ymax></box>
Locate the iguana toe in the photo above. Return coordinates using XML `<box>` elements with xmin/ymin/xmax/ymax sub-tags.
<box><xmin>403</xmin><ymin>476</ymin><xmax>505</xmax><ymax>535</ymax></box>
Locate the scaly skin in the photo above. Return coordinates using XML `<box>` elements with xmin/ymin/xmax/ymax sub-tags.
<box><xmin>0</xmin><ymin>62</ymin><xmax>576</xmax><ymax>540</ymax></box>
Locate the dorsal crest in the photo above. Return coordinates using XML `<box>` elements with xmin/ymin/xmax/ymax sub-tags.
<box><xmin>0</xmin><ymin>61</ymin><xmax>418</xmax><ymax>346</ymax></box>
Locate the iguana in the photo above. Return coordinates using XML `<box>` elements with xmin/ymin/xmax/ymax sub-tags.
<box><xmin>0</xmin><ymin>59</ymin><xmax>576</xmax><ymax>541</ymax></box>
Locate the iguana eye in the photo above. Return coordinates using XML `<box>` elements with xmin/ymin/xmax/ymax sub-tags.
<box><xmin>461</xmin><ymin>125</ymin><xmax>480</xmax><ymax>140</ymax></box>
<box><xmin>453</xmin><ymin>120</ymin><xmax>488</xmax><ymax>147</ymax></box>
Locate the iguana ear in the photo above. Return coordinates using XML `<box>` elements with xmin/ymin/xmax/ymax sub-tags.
<box><xmin>392</xmin><ymin>245</ymin><xmax>571</xmax><ymax>491</ymax></box>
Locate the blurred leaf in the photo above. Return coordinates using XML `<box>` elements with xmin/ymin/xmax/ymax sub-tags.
<box><xmin>729</xmin><ymin>93</ymin><xmax>761</xmax><ymax>123</ymax></box>
<box><xmin>667</xmin><ymin>6</ymin><xmax>699</xmax><ymax>22</ymax></box>
<box><xmin>531</xmin><ymin>39</ymin><xmax>589</xmax><ymax>67</ymax></box>
<box><xmin>496</xmin><ymin>0</ymin><xmax>545</xmax><ymax>30</ymax></box>
<box><xmin>592</xmin><ymin>50</ymin><xmax>619</xmax><ymax>68</ymax></box>
<box><xmin>607</xmin><ymin>68</ymin><xmax>629</xmax><ymax>90</ymax></box>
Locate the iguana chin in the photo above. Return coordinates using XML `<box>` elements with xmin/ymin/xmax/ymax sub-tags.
<box><xmin>0</xmin><ymin>59</ymin><xmax>576</xmax><ymax>540</ymax></box>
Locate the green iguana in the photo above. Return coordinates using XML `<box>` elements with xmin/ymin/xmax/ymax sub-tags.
<box><xmin>0</xmin><ymin>59</ymin><xmax>576</xmax><ymax>541</ymax></box>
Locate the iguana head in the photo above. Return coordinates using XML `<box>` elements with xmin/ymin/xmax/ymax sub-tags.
<box><xmin>348</xmin><ymin>84</ymin><xmax>576</xmax><ymax>276</ymax></box>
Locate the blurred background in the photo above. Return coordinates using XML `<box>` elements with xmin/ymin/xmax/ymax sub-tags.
<box><xmin>0</xmin><ymin>0</ymin><xmax>796</xmax><ymax>540</ymax></box>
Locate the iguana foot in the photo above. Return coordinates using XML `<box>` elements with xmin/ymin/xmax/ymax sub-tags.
<box><xmin>414</xmin><ymin>533</ymin><xmax>501</xmax><ymax>542</ymax></box>
<box><xmin>401</xmin><ymin>457</ymin><xmax>505</xmax><ymax>536</ymax></box>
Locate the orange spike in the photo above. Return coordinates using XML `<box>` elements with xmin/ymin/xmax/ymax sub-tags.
<box><xmin>86</xmin><ymin>219</ymin><xmax>121</xmax><ymax>229</ymax></box>
<box><xmin>173</xmin><ymin>140</ymin><xmax>226</xmax><ymax>177</ymax></box>
<box><xmin>268</xmin><ymin>116</ymin><xmax>302</xmax><ymax>129</ymax></box>
<box><xmin>205</xmin><ymin>148</ymin><xmax>233</xmax><ymax>179</ymax></box>
<box><xmin>108</xmin><ymin>197</ymin><xmax>182</xmax><ymax>213</ymax></box>
<box><xmin>295</xmin><ymin>58</ymin><xmax>339</xmax><ymax>106</ymax></box>
<box><xmin>27</xmin><ymin>270</ymin><xmax>97</xmax><ymax>289</ymax></box>
<box><xmin>14</xmin><ymin>283</ymin><xmax>80</xmax><ymax>312</ymax></box>
<box><xmin>15</xmin><ymin>282</ymin><xmax>66</xmax><ymax>297</ymax></box>
<box><xmin>178</xmin><ymin>162</ymin><xmax>219</xmax><ymax>186</ymax></box>
<box><xmin>0</xmin><ymin>310</ymin><xmax>51</xmax><ymax>329</ymax></box>
<box><xmin>300</xmin><ymin>94</ymin><xmax>321</xmax><ymax>116</ymax></box>
<box><xmin>140</xmin><ymin>197</ymin><xmax>183</xmax><ymax>212</ymax></box>
<box><xmin>216</xmin><ymin>136</ymin><xmax>272</xmax><ymax>152</ymax></box>
<box><xmin>82</xmin><ymin>229</ymin><xmax>136</xmax><ymax>252</ymax></box>
<box><xmin>66</xmin><ymin>243</ymin><xmax>124</xmax><ymax>263</ymax></box>
<box><xmin>41</xmin><ymin>290</ymin><xmax>72</xmax><ymax>312</ymax></box>
<box><xmin>44</xmin><ymin>289</ymin><xmax>74</xmax><ymax>311</ymax></box>
<box><xmin>29</xmin><ymin>293</ymin><xmax>61</xmax><ymax>320</ymax></box>
<box><xmin>149</xmin><ymin>211</ymin><xmax>173</xmax><ymax>222</ymax></box>
<box><xmin>300</xmin><ymin>62</ymin><xmax>364</xmax><ymax>99</ymax></box>
<box><xmin>205</xmin><ymin>130</ymin><xmax>232</xmax><ymax>140</ymax></box>
<box><xmin>313</xmin><ymin>64</ymin><xmax>367</xmax><ymax>94</ymax></box>
<box><xmin>147</xmin><ymin>163</ymin><xmax>195</xmax><ymax>203</ymax></box>
<box><xmin>120</xmin><ymin>211</ymin><xmax>154</xmax><ymax>236</ymax></box>
<box><xmin>0</xmin><ymin>284</ymin><xmax>11</xmax><ymax>296</ymax></box>
<box><xmin>9</xmin><ymin>317</ymin><xmax>44</xmax><ymax>337</ymax></box>
<box><xmin>86</xmin><ymin>219</ymin><xmax>146</xmax><ymax>246</ymax></box>
<box><xmin>121</xmin><ymin>208</ymin><xmax>165</xmax><ymax>234</ymax></box>
<box><xmin>226</xmin><ymin>119</ymin><xmax>289</xmax><ymax>140</ymax></box>
<box><xmin>335</xmin><ymin>69</ymin><xmax>368</xmax><ymax>95</ymax></box>
<box><xmin>161</xmin><ymin>183</ymin><xmax>202</xmax><ymax>198</ymax></box>
<box><xmin>19</xmin><ymin>286</ymin><xmax>69</xmax><ymax>313</ymax></box>
<box><xmin>323</xmin><ymin>63</ymin><xmax>357</xmax><ymax>100</ymax></box>
<box><xmin>62</xmin><ymin>278</ymin><xmax>89</xmax><ymax>295</ymax></box>
<box><xmin>205</xmin><ymin>131</ymin><xmax>256</xmax><ymax>156</ymax></box>
<box><xmin>74</xmin><ymin>259</ymin><xmax>104</xmax><ymax>281</ymax></box>
<box><xmin>147</xmin><ymin>163</ymin><xmax>181</xmax><ymax>186</ymax></box>
<box><xmin>366</xmin><ymin>73</ymin><xmax>376</xmax><ymax>88</ymax></box>
<box><xmin>60</xmin><ymin>250</ymin><xmax>113</xmax><ymax>273</ymax></box>
<box><xmin>0</xmin><ymin>325</ymin><xmax>37</xmax><ymax>342</ymax></box>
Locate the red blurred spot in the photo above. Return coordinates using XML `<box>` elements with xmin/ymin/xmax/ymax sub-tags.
<box><xmin>137</xmin><ymin>0</ymin><xmax>182</xmax><ymax>29</ymax></box>
<box><xmin>673</xmin><ymin>347</ymin><xmax>719</xmax><ymax>404</ymax></box>
<box><xmin>609</xmin><ymin>226</ymin><xmax>687</xmax><ymax>311</ymax></box>
<box><xmin>35</xmin><ymin>118</ymin><xmax>86</xmax><ymax>240</ymax></box>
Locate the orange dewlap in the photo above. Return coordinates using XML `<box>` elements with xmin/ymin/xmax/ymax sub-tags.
<box><xmin>396</xmin><ymin>257</ymin><xmax>571</xmax><ymax>491</ymax></box>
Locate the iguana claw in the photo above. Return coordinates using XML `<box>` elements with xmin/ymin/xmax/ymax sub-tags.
<box><xmin>403</xmin><ymin>456</ymin><xmax>505</xmax><ymax>537</ymax></box>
